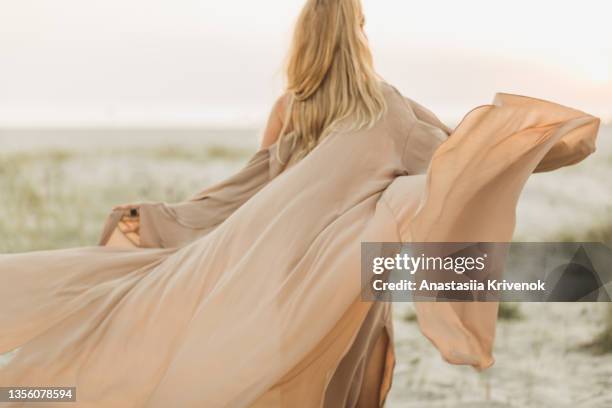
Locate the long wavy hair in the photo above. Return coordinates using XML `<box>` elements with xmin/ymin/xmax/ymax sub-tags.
<box><xmin>279</xmin><ymin>0</ymin><xmax>387</xmax><ymax>161</ymax></box>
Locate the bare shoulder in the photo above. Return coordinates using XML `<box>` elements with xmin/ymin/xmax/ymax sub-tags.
<box><xmin>274</xmin><ymin>92</ymin><xmax>292</xmax><ymax>120</ymax></box>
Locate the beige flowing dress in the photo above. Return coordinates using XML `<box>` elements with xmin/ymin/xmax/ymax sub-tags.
<box><xmin>0</xmin><ymin>83</ymin><xmax>600</xmax><ymax>407</ymax></box>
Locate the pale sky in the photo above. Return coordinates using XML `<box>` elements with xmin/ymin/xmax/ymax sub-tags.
<box><xmin>0</xmin><ymin>0</ymin><xmax>610</xmax><ymax>127</ymax></box>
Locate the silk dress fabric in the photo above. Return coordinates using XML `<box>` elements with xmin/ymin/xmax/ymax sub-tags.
<box><xmin>0</xmin><ymin>83</ymin><xmax>600</xmax><ymax>407</ymax></box>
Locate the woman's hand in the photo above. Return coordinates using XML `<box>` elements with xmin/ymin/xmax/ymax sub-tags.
<box><xmin>113</xmin><ymin>204</ymin><xmax>141</xmax><ymax>241</ymax></box>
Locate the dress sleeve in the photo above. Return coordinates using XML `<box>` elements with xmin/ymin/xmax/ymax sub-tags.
<box><xmin>99</xmin><ymin>135</ymin><xmax>296</xmax><ymax>248</ymax></box>
<box><xmin>403</xmin><ymin>97</ymin><xmax>453</xmax><ymax>136</ymax></box>
<box><xmin>401</xmin><ymin>98</ymin><xmax>449</xmax><ymax>174</ymax></box>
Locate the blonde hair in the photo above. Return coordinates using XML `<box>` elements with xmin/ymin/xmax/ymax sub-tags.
<box><xmin>279</xmin><ymin>0</ymin><xmax>387</xmax><ymax>161</ymax></box>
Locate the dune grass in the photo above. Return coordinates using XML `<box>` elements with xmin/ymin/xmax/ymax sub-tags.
<box><xmin>561</xmin><ymin>222</ymin><xmax>612</xmax><ymax>355</ymax></box>
<box><xmin>0</xmin><ymin>145</ymin><xmax>248</xmax><ymax>252</ymax></box>
<box><xmin>402</xmin><ymin>309</ymin><xmax>418</xmax><ymax>322</ymax></box>
<box><xmin>401</xmin><ymin>303</ymin><xmax>524</xmax><ymax>323</ymax></box>
<box><xmin>140</xmin><ymin>144</ymin><xmax>251</xmax><ymax>162</ymax></box>
<box><xmin>589</xmin><ymin>225</ymin><xmax>612</xmax><ymax>354</ymax></box>
<box><xmin>580</xmin><ymin>304</ymin><xmax>612</xmax><ymax>355</ymax></box>
<box><xmin>498</xmin><ymin>302</ymin><xmax>524</xmax><ymax>321</ymax></box>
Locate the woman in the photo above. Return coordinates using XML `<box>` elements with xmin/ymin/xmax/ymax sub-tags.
<box><xmin>0</xmin><ymin>0</ymin><xmax>599</xmax><ymax>407</ymax></box>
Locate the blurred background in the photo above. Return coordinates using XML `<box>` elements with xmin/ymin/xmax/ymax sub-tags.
<box><xmin>0</xmin><ymin>0</ymin><xmax>611</xmax><ymax>406</ymax></box>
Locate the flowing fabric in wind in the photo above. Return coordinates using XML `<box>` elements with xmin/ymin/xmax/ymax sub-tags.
<box><xmin>0</xmin><ymin>84</ymin><xmax>599</xmax><ymax>407</ymax></box>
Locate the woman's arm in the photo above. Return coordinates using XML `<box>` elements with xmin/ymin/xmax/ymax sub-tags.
<box><xmin>104</xmin><ymin>95</ymin><xmax>293</xmax><ymax>248</ymax></box>
<box><xmin>261</xmin><ymin>93</ymin><xmax>291</xmax><ymax>149</ymax></box>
